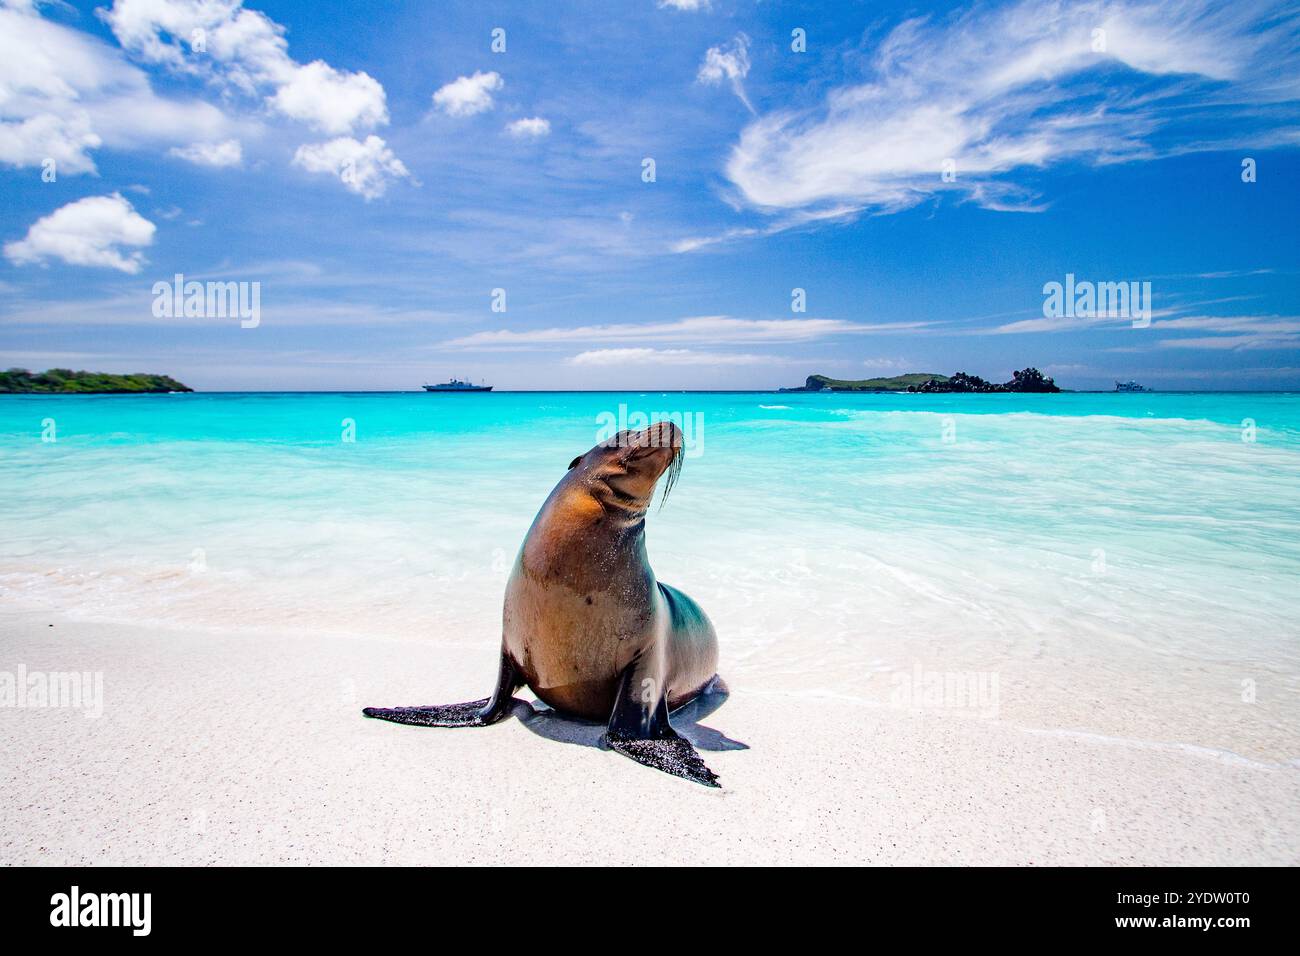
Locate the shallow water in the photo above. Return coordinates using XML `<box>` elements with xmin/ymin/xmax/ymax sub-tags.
<box><xmin>3</xmin><ymin>391</ymin><xmax>1298</xmax><ymax>760</ymax></box>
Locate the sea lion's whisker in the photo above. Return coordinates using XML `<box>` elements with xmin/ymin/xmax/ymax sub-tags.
<box><xmin>658</xmin><ymin>444</ymin><xmax>683</xmax><ymax>510</ymax></box>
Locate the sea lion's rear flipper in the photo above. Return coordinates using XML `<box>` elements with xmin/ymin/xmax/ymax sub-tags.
<box><xmin>362</xmin><ymin>652</ymin><xmax>520</xmax><ymax>728</ymax></box>
<box><xmin>604</xmin><ymin>663</ymin><xmax>720</xmax><ymax>788</ymax></box>
<box><xmin>606</xmin><ymin>731</ymin><xmax>719</xmax><ymax>788</ymax></box>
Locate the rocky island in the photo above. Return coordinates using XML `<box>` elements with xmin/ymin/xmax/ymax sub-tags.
<box><xmin>779</xmin><ymin>373</ymin><xmax>949</xmax><ymax>392</ymax></box>
<box><xmin>780</xmin><ymin>368</ymin><xmax>1059</xmax><ymax>393</ymax></box>
<box><xmin>909</xmin><ymin>368</ymin><xmax>1059</xmax><ymax>392</ymax></box>
<box><xmin>0</xmin><ymin>368</ymin><xmax>193</xmax><ymax>393</ymax></box>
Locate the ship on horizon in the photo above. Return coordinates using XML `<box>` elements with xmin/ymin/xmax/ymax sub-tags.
<box><xmin>423</xmin><ymin>378</ymin><xmax>493</xmax><ymax>392</ymax></box>
<box><xmin>1114</xmin><ymin>380</ymin><xmax>1149</xmax><ymax>392</ymax></box>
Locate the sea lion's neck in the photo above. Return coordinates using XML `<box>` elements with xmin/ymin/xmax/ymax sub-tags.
<box><xmin>546</xmin><ymin>501</ymin><xmax>646</xmax><ymax>553</ymax></box>
<box><xmin>520</xmin><ymin>485</ymin><xmax>650</xmax><ymax>588</ymax></box>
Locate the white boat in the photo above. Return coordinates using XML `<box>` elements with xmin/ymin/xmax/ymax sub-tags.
<box><xmin>423</xmin><ymin>379</ymin><xmax>493</xmax><ymax>392</ymax></box>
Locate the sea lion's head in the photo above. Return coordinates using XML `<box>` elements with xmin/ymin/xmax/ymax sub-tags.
<box><xmin>566</xmin><ymin>419</ymin><xmax>684</xmax><ymax>521</ymax></box>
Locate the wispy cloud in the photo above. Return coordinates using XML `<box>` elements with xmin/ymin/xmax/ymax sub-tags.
<box><xmin>697</xmin><ymin>34</ymin><xmax>754</xmax><ymax>114</ymax></box>
<box><xmin>670</xmin><ymin>205</ymin><xmax>861</xmax><ymax>253</ymax></box>
<box><xmin>168</xmin><ymin>139</ymin><xmax>242</xmax><ymax>167</ymax></box>
<box><xmin>0</xmin><ymin>288</ymin><xmax>464</xmax><ymax>327</ymax></box>
<box><xmin>1188</xmin><ymin>269</ymin><xmax>1277</xmax><ymax>280</ymax></box>
<box><xmin>445</xmin><ymin>316</ymin><xmax>931</xmax><ymax>349</ymax></box>
<box><xmin>568</xmin><ymin>348</ymin><xmax>768</xmax><ymax>366</ymax></box>
<box><xmin>1156</xmin><ymin>314</ymin><xmax>1300</xmax><ymax>333</ymax></box>
<box><xmin>723</xmin><ymin>0</ymin><xmax>1300</xmax><ymax>216</ymax></box>
<box><xmin>1156</xmin><ymin>334</ymin><xmax>1299</xmax><ymax>349</ymax></box>
<box><xmin>991</xmin><ymin>313</ymin><xmax>1147</xmax><ymax>334</ymax></box>
<box><xmin>1154</xmin><ymin>314</ymin><xmax>1300</xmax><ymax>349</ymax></box>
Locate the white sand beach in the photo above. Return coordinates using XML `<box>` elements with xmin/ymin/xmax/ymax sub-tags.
<box><xmin>3</xmin><ymin>605</ymin><xmax>1296</xmax><ymax>866</ymax></box>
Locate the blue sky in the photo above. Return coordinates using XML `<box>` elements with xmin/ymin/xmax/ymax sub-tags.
<box><xmin>1</xmin><ymin>0</ymin><xmax>1297</xmax><ymax>390</ymax></box>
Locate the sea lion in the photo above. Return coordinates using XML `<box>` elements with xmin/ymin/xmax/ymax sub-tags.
<box><xmin>363</xmin><ymin>419</ymin><xmax>723</xmax><ymax>787</ymax></box>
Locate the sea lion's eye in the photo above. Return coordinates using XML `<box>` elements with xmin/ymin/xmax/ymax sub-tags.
<box><xmin>568</xmin><ymin>456</ymin><xmax>582</xmax><ymax>470</ymax></box>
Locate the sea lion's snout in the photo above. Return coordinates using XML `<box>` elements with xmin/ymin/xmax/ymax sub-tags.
<box><xmin>621</xmin><ymin>421</ymin><xmax>683</xmax><ymax>492</ymax></box>
<box><xmin>627</xmin><ymin>420</ymin><xmax>682</xmax><ymax>461</ymax></box>
<box><xmin>587</xmin><ymin>420</ymin><xmax>684</xmax><ymax>513</ymax></box>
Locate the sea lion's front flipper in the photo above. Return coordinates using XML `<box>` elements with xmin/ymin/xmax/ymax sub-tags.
<box><xmin>362</xmin><ymin>652</ymin><xmax>520</xmax><ymax>728</ymax></box>
<box><xmin>604</xmin><ymin>662</ymin><xmax>720</xmax><ymax>788</ymax></box>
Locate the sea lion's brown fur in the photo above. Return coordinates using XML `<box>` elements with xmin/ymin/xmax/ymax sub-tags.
<box><xmin>364</xmin><ymin>420</ymin><xmax>723</xmax><ymax>786</ymax></box>
<box><xmin>503</xmin><ymin>419</ymin><xmax>717</xmax><ymax>720</ymax></box>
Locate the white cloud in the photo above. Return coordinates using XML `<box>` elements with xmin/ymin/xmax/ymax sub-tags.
<box><xmin>505</xmin><ymin>116</ymin><xmax>550</xmax><ymax>138</ymax></box>
<box><xmin>569</xmin><ymin>348</ymin><xmax>766</xmax><ymax>366</ymax></box>
<box><xmin>100</xmin><ymin>0</ymin><xmax>389</xmax><ymax>135</ymax></box>
<box><xmin>1157</xmin><ymin>334</ymin><xmax>1300</xmax><ymax>350</ymax></box>
<box><xmin>724</xmin><ymin>0</ymin><xmax>1300</xmax><ymax>215</ymax></box>
<box><xmin>0</xmin><ymin>113</ymin><xmax>102</xmax><ymax>175</ymax></box>
<box><xmin>270</xmin><ymin>60</ymin><xmax>388</xmax><ymax>135</ymax></box>
<box><xmin>446</xmin><ymin>316</ymin><xmax>929</xmax><ymax>348</ymax></box>
<box><xmin>1153</xmin><ymin>314</ymin><xmax>1300</xmax><ymax>349</ymax></box>
<box><xmin>292</xmin><ymin>135</ymin><xmax>411</xmax><ymax>200</ymax></box>
<box><xmin>697</xmin><ymin>33</ymin><xmax>753</xmax><ymax>114</ymax></box>
<box><xmin>4</xmin><ymin>192</ymin><xmax>156</xmax><ymax>273</ymax></box>
<box><xmin>432</xmin><ymin>71</ymin><xmax>503</xmax><ymax>117</ymax></box>
<box><xmin>862</xmin><ymin>357</ymin><xmax>910</xmax><ymax>370</ymax></box>
<box><xmin>659</xmin><ymin>0</ymin><xmax>710</xmax><ymax>10</ymax></box>
<box><xmin>1156</xmin><ymin>314</ymin><xmax>1300</xmax><ymax>333</ymax></box>
<box><xmin>993</xmin><ymin>312</ymin><xmax>1132</xmax><ymax>334</ymax></box>
<box><xmin>990</xmin><ymin>305</ymin><xmax>1300</xmax><ymax>338</ymax></box>
<box><xmin>670</xmin><ymin>228</ymin><xmax>758</xmax><ymax>254</ymax></box>
<box><xmin>168</xmin><ymin>138</ymin><xmax>242</xmax><ymax>167</ymax></box>
<box><xmin>670</xmin><ymin>204</ymin><xmax>860</xmax><ymax>253</ymax></box>
<box><xmin>0</xmin><ymin>3</ymin><xmax>239</xmax><ymax>174</ymax></box>
<box><xmin>0</xmin><ymin>0</ymin><xmax>392</xmax><ymax>179</ymax></box>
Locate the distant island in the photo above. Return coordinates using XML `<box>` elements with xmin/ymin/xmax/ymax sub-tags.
<box><xmin>0</xmin><ymin>368</ymin><xmax>193</xmax><ymax>394</ymax></box>
<box><xmin>780</xmin><ymin>368</ymin><xmax>1060</xmax><ymax>393</ymax></box>
<box><xmin>779</xmin><ymin>373</ymin><xmax>949</xmax><ymax>392</ymax></box>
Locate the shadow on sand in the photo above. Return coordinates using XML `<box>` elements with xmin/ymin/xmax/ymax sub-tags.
<box><xmin>508</xmin><ymin>683</ymin><xmax>749</xmax><ymax>754</ymax></box>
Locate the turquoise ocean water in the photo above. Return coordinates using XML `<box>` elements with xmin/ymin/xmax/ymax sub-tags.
<box><xmin>2</xmin><ymin>391</ymin><xmax>1298</xmax><ymax>760</ymax></box>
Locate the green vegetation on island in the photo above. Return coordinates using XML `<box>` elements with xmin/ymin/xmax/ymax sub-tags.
<box><xmin>779</xmin><ymin>373</ymin><xmax>949</xmax><ymax>392</ymax></box>
<box><xmin>0</xmin><ymin>368</ymin><xmax>193</xmax><ymax>394</ymax></box>
<box><xmin>781</xmin><ymin>368</ymin><xmax>1060</xmax><ymax>393</ymax></box>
